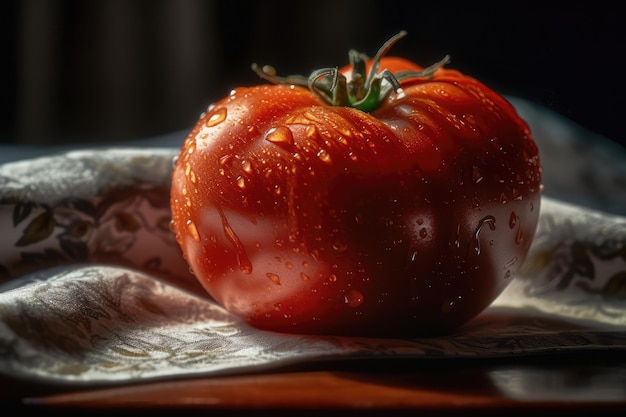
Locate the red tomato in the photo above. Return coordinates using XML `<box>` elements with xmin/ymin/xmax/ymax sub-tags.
<box><xmin>170</xmin><ymin>32</ymin><xmax>542</xmax><ymax>337</ymax></box>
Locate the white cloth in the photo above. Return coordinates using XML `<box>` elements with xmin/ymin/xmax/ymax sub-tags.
<box><xmin>0</xmin><ymin>98</ymin><xmax>624</xmax><ymax>387</ymax></box>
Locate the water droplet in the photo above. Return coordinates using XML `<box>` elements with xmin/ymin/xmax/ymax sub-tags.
<box><xmin>300</xmin><ymin>272</ymin><xmax>310</xmax><ymax>281</ymax></box>
<box><xmin>419</xmin><ymin>228</ymin><xmax>428</xmax><ymax>239</ymax></box>
<box><xmin>461</xmin><ymin>113</ymin><xmax>476</xmax><ymax>127</ymax></box>
<box><xmin>317</xmin><ymin>149</ymin><xmax>331</xmax><ymax>163</ymax></box>
<box><xmin>472</xmin><ymin>166</ymin><xmax>483</xmax><ymax>183</ymax></box>
<box><xmin>305</xmin><ymin>125</ymin><xmax>318</xmax><ymax>139</ymax></box>
<box><xmin>266</xmin><ymin>273</ymin><xmax>281</xmax><ymax>285</ymax></box>
<box><xmin>490</xmin><ymin>137</ymin><xmax>503</xmax><ymax>151</ymax></box>
<box><xmin>332</xmin><ymin>240</ymin><xmax>348</xmax><ymax>252</ymax></box>
<box><xmin>470</xmin><ymin>215</ymin><xmax>496</xmax><ymax>256</ymax></box>
<box><xmin>265</xmin><ymin>126</ymin><xmax>294</xmax><ymax>147</ymax></box>
<box><xmin>344</xmin><ymin>290</ymin><xmax>364</xmax><ymax>308</ymax></box>
<box><xmin>187</xmin><ymin>140</ymin><xmax>197</xmax><ymax>154</ymax></box>
<box><xmin>219</xmin><ymin>155</ymin><xmax>232</xmax><ymax>166</ymax></box>
<box><xmin>241</xmin><ymin>160</ymin><xmax>252</xmax><ymax>174</ymax></box>
<box><xmin>509</xmin><ymin>212</ymin><xmax>518</xmax><ymax>229</ymax></box>
<box><xmin>449</xmin><ymin>223</ymin><xmax>460</xmax><ymax>249</ymax></box>
<box><xmin>237</xmin><ymin>176</ymin><xmax>245</xmax><ymax>189</ymax></box>
<box><xmin>206</xmin><ymin>108</ymin><xmax>227</xmax><ymax>127</ymax></box>
<box><xmin>217</xmin><ymin>204</ymin><xmax>252</xmax><ymax>273</ymax></box>
<box><xmin>512</xmin><ymin>187</ymin><xmax>522</xmax><ymax>201</ymax></box>
<box><xmin>515</xmin><ymin>225</ymin><xmax>524</xmax><ymax>245</ymax></box>
<box><xmin>186</xmin><ymin>220</ymin><xmax>200</xmax><ymax>242</ymax></box>
<box><xmin>441</xmin><ymin>295</ymin><xmax>462</xmax><ymax>313</ymax></box>
<box><xmin>328</xmin><ymin>274</ymin><xmax>337</xmax><ymax>282</ymax></box>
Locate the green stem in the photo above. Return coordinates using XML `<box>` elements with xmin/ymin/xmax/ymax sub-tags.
<box><xmin>251</xmin><ymin>31</ymin><xmax>449</xmax><ymax>113</ymax></box>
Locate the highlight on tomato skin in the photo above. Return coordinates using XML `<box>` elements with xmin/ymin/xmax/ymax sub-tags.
<box><xmin>169</xmin><ymin>32</ymin><xmax>542</xmax><ymax>337</ymax></box>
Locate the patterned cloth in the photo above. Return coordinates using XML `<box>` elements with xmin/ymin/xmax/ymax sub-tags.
<box><xmin>0</xmin><ymin>98</ymin><xmax>625</xmax><ymax>387</ymax></box>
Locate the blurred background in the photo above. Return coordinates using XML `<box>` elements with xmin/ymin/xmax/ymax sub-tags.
<box><xmin>2</xmin><ymin>0</ymin><xmax>624</xmax><ymax>149</ymax></box>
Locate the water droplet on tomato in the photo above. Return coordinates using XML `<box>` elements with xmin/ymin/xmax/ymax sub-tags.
<box><xmin>419</xmin><ymin>228</ymin><xmax>428</xmax><ymax>239</ymax></box>
<box><xmin>317</xmin><ymin>149</ymin><xmax>331</xmax><ymax>163</ymax></box>
<box><xmin>237</xmin><ymin>176</ymin><xmax>245</xmax><ymax>189</ymax></box>
<box><xmin>241</xmin><ymin>160</ymin><xmax>252</xmax><ymax>174</ymax></box>
<box><xmin>328</xmin><ymin>274</ymin><xmax>337</xmax><ymax>282</ymax></box>
<box><xmin>470</xmin><ymin>215</ymin><xmax>496</xmax><ymax>256</ymax></box>
<box><xmin>206</xmin><ymin>108</ymin><xmax>227</xmax><ymax>127</ymax></box>
<box><xmin>452</xmin><ymin>223</ymin><xmax>462</xmax><ymax>249</ymax></box>
<box><xmin>462</xmin><ymin>113</ymin><xmax>476</xmax><ymax>126</ymax></box>
<box><xmin>219</xmin><ymin>154</ymin><xmax>232</xmax><ymax>166</ymax></box>
<box><xmin>332</xmin><ymin>240</ymin><xmax>348</xmax><ymax>252</ymax></box>
<box><xmin>187</xmin><ymin>140</ymin><xmax>196</xmax><ymax>154</ymax></box>
<box><xmin>185</xmin><ymin>163</ymin><xmax>197</xmax><ymax>184</ymax></box>
<box><xmin>265</xmin><ymin>126</ymin><xmax>294</xmax><ymax>147</ymax></box>
<box><xmin>490</xmin><ymin>137</ymin><xmax>503</xmax><ymax>151</ymax></box>
<box><xmin>304</xmin><ymin>125</ymin><xmax>317</xmax><ymax>139</ymax></box>
<box><xmin>441</xmin><ymin>295</ymin><xmax>462</xmax><ymax>313</ymax></box>
<box><xmin>217</xmin><ymin>204</ymin><xmax>252</xmax><ymax>273</ymax></box>
<box><xmin>300</xmin><ymin>272</ymin><xmax>310</xmax><ymax>281</ymax></box>
<box><xmin>186</xmin><ymin>219</ymin><xmax>200</xmax><ymax>242</ymax></box>
<box><xmin>344</xmin><ymin>290</ymin><xmax>364</xmax><ymax>308</ymax></box>
<box><xmin>472</xmin><ymin>166</ymin><xmax>483</xmax><ymax>183</ymax></box>
<box><xmin>267</xmin><ymin>273</ymin><xmax>281</xmax><ymax>285</ymax></box>
<box><xmin>515</xmin><ymin>226</ymin><xmax>524</xmax><ymax>245</ymax></box>
<box><xmin>509</xmin><ymin>212</ymin><xmax>518</xmax><ymax>229</ymax></box>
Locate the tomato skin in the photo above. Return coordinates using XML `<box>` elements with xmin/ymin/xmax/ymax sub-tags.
<box><xmin>170</xmin><ymin>56</ymin><xmax>541</xmax><ymax>337</ymax></box>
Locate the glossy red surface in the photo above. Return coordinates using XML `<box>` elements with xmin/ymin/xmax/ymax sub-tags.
<box><xmin>170</xmin><ymin>57</ymin><xmax>542</xmax><ymax>337</ymax></box>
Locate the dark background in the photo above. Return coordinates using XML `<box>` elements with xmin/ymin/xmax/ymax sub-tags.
<box><xmin>2</xmin><ymin>0</ymin><xmax>624</xmax><ymax>149</ymax></box>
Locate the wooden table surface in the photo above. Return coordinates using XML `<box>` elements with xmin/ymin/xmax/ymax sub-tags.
<box><xmin>3</xmin><ymin>351</ymin><xmax>626</xmax><ymax>416</ymax></box>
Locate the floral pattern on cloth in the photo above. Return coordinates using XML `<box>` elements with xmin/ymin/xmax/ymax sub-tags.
<box><xmin>0</xmin><ymin>97</ymin><xmax>625</xmax><ymax>386</ymax></box>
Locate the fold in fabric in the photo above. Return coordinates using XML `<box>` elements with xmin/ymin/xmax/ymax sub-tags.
<box><xmin>0</xmin><ymin>254</ymin><xmax>625</xmax><ymax>386</ymax></box>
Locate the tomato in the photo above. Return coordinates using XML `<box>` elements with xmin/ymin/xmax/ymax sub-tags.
<box><xmin>170</xmin><ymin>32</ymin><xmax>542</xmax><ymax>337</ymax></box>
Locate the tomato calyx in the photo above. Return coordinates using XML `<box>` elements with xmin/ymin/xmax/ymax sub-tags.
<box><xmin>252</xmin><ymin>31</ymin><xmax>450</xmax><ymax>112</ymax></box>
